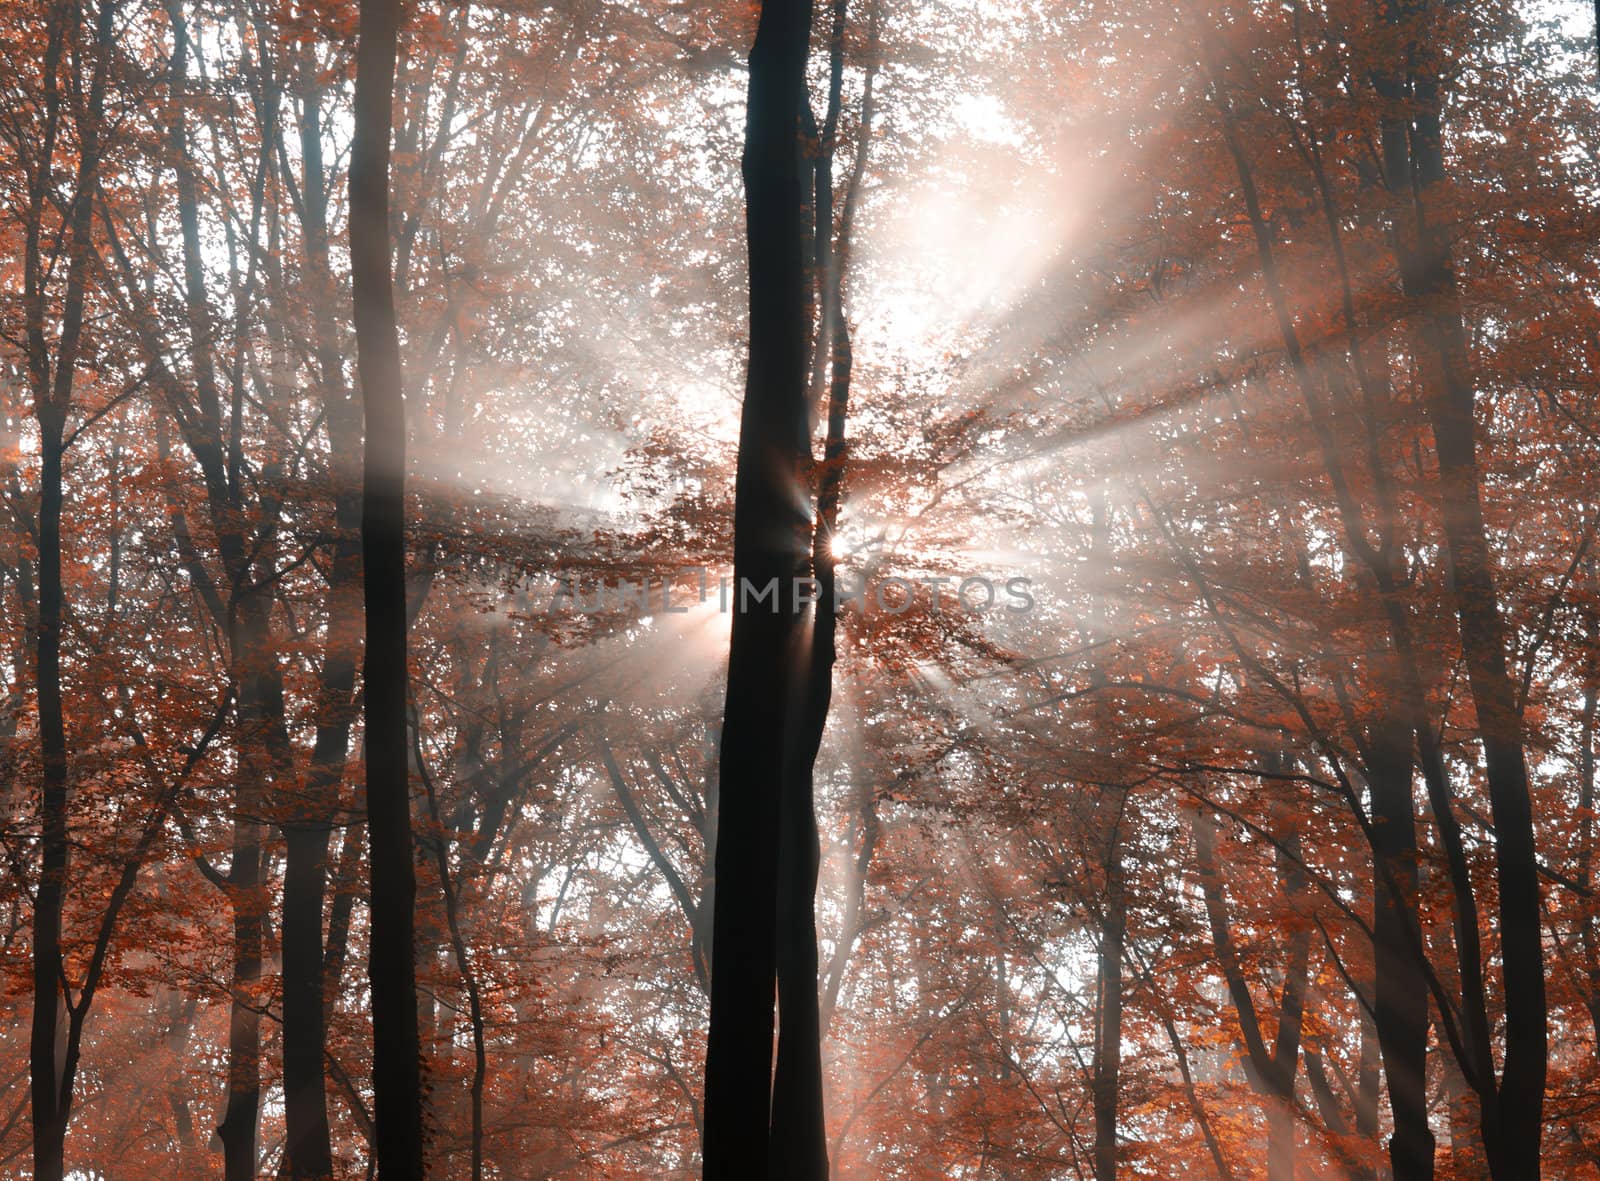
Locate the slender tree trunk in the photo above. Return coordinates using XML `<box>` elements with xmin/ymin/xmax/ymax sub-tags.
<box><xmin>219</xmin><ymin>599</ymin><xmax>293</xmax><ymax>1181</ymax></box>
<box><xmin>281</xmin><ymin>45</ymin><xmax>361</xmax><ymax>1179</ymax></box>
<box><xmin>161</xmin><ymin>12</ymin><xmax>286</xmax><ymax>1169</ymax></box>
<box><xmin>1194</xmin><ymin>789</ymin><xmax>1309</xmax><ymax>1181</ymax></box>
<box><xmin>31</xmin><ymin>430</ymin><xmax>69</xmax><ymax>1181</ymax></box>
<box><xmin>25</xmin><ymin>0</ymin><xmax>113</xmax><ymax>1172</ymax></box>
<box><xmin>323</xmin><ymin>821</ymin><xmax>365</xmax><ymax>1027</ymax></box>
<box><xmin>351</xmin><ymin>0</ymin><xmax>425</xmax><ymax>1169</ymax></box>
<box><xmin>809</xmin><ymin>0</ymin><xmax>879</xmax><ymax>1050</ymax></box>
<box><xmin>702</xmin><ymin>0</ymin><xmax>815</xmax><ymax>1175</ymax></box>
<box><xmin>217</xmin><ymin>777</ymin><xmax>264</xmax><ymax>1181</ymax></box>
<box><xmin>1092</xmin><ymin>836</ymin><xmax>1126</xmax><ymax>1181</ymax></box>
<box><xmin>768</xmin><ymin>1</ymin><xmax>865</xmax><ymax>1168</ymax></box>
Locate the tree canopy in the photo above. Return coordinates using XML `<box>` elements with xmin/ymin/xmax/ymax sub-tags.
<box><xmin>1</xmin><ymin>0</ymin><xmax>1599</xmax><ymax>1177</ymax></box>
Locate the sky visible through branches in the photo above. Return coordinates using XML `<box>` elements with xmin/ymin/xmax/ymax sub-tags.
<box><xmin>3</xmin><ymin>0</ymin><xmax>1600</xmax><ymax>1177</ymax></box>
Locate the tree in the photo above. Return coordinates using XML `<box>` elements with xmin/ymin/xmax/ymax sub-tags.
<box><xmin>701</xmin><ymin>0</ymin><xmax>822</xmax><ymax>1174</ymax></box>
<box><xmin>352</xmin><ymin>0</ymin><xmax>425</xmax><ymax>1168</ymax></box>
<box><xmin>1</xmin><ymin>0</ymin><xmax>1597</xmax><ymax>1176</ymax></box>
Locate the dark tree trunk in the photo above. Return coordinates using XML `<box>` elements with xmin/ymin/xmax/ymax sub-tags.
<box><xmin>24</xmin><ymin>0</ymin><xmax>113</xmax><ymax>1173</ymax></box>
<box><xmin>1367</xmin><ymin>719</ymin><xmax>1436</xmax><ymax>1181</ymax></box>
<box><xmin>767</xmin><ymin>1</ymin><xmax>866</xmax><ymax>1171</ymax></box>
<box><xmin>218</xmin><ymin>601</ymin><xmax>291</xmax><ymax>1181</ymax></box>
<box><xmin>351</xmin><ymin>0</ymin><xmax>426</xmax><ymax>1170</ymax></box>
<box><xmin>282</xmin><ymin>817</ymin><xmax>336</xmax><ymax>1180</ymax></box>
<box><xmin>217</xmin><ymin>789</ymin><xmax>264</xmax><ymax>1181</ymax></box>
<box><xmin>1378</xmin><ymin>5</ymin><xmax>1547</xmax><ymax>1173</ymax></box>
<box><xmin>31</xmin><ymin>430</ymin><xmax>69</xmax><ymax>1181</ymax></box>
<box><xmin>702</xmin><ymin>0</ymin><xmax>816</xmax><ymax>1176</ymax></box>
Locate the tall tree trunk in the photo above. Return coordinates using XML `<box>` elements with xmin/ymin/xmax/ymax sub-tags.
<box><xmin>768</xmin><ymin>0</ymin><xmax>867</xmax><ymax>1171</ymax></box>
<box><xmin>702</xmin><ymin>0</ymin><xmax>815</xmax><ymax>1175</ymax></box>
<box><xmin>281</xmin><ymin>43</ymin><xmax>361</xmax><ymax>1179</ymax></box>
<box><xmin>160</xmin><ymin>10</ymin><xmax>287</xmax><ymax>1169</ymax></box>
<box><xmin>351</xmin><ymin>0</ymin><xmax>425</xmax><ymax>1170</ymax></box>
<box><xmin>281</xmin><ymin>815</ymin><xmax>335</xmax><ymax>1181</ymax></box>
<box><xmin>218</xmin><ymin>600</ymin><xmax>292</xmax><ymax>1181</ymax></box>
<box><xmin>1210</xmin><ymin>60</ymin><xmax>1447</xmax><ymax>1177</ymax></box>
<box><xmin>25</xmin><ymin>0</ymin><xmax>113</xmax><ymax>1173</ymax></box>
<box><xmin>1378</xmin><ymin>5</ymin><xmax>1547</xmax><ymax>1173</ymax></box>
<box><xmin>809</xmin><ymin>0</ymin><xmax>879</xmax><ymax>1050</ymax></box>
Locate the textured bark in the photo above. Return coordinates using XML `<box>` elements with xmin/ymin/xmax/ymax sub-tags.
<box><xmin>702</xmin><ymin>0</ymin><xmax>815</xmax><ymax>1175</ymax></box>
<box><xmin>351</xmin><ymin>0</ymin><xmax>426</xmax><ymax>1168</ymax></box>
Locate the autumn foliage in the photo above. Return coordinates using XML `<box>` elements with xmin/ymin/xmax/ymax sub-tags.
<box><xmin>1</xmin><ymin>0</ymin><xmax>1599</xmax><ymax>1177</ymax></box>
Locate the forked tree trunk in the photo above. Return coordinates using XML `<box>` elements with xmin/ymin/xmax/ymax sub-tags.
<box><xmin>25</xmin><ymin>0</ymin><xmax>114</xmax><ymax>1174</ymax></box>
<box><xmin>1194</xmin><ymin>787</ymin><xmax>1310</xmax><ymax>1181</ymax></box>
<box><xmin>702</xmin><ymin>0</ymin><xmax>816</xmax><ymax>1176</ymax></box>
<box><xmin>1378</xmin><ymin>4</ymin><xmax>1547</xmax><ymax>1173</ymax></box>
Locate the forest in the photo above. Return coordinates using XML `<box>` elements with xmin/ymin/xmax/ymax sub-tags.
<box><xmin>2</xmin><ymin>0</ymin><xmax>1599</xmax><ymax>1176</ymax></box>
